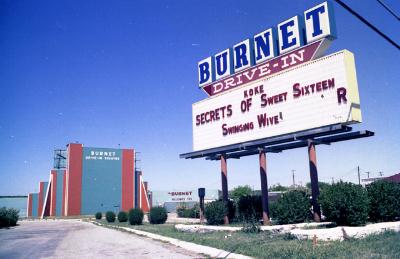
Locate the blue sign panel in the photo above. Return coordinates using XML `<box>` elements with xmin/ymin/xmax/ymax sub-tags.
<box><xmin>81</xmin><ymin>147</ymin><xmax>122</xmax><ymax>215</ymax></box>
<box><xmin>198</xmin><ymin>1</ymin><xmax>336</xmax><ymax>87</ymax></box>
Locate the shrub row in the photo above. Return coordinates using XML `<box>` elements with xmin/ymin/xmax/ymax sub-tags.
<box><xmin>319</xmin><ymin>181</ymin><xmax>369</xmax><ymax>226</ymax></box>
<box><xmin>319</xmin><ymin>180</ymin><xmax>400</xmax><ymax>226</ymax></box>
<box><xmin>148</xmin><ymin>207</ymin><xmax>168</xmax><ymax>224</ymax></box>
<box><xmin>270</xmin><ymin>190</ymin><xmax>311</xmax><ymax>224</ymax></box>
<box><xmin>204</xmin><ymin>199</ymin><xmax>236</xmax><ymax>225</ymax></box>
<box><xmin>203</xmin><ymin>180</ymin><xmax>400</xmax><ymax>226</ymax></box>
<box><xmin>105</xmin><ymin>211</ymin><xmax>116</xmax><ymax>222</ymax></box>
<box><xmin>128</xmin><ymin>208</ymin><xmax>144</xmax><ymax>225</ymax></box>
<box><xmin>204</xmin><ymin>200</ymin><xmax>227</xmax><ymax>225</ymax></box>
<box><xmin>204</xmin><ymin>193</ymin><xmax>310</xmax><ymax>226</ymax></box>
<box><xmin>117</xmin><ymin>211</ymin><xmax>128</xmax><ymax>222</ymax></box>
<box><xmin>367</xmin><ymin>180</ymin><xmax>400</xmax><ymax>222</ymax></box>
<box><xmin>176</xmin><ymin>204</ymin><xmax>200</xmax><ymax>218</ymax></box>
<box><xmin>237</xmin><ymin>195</ymin><xmax>263</xmax><ymax>221</ymax></box>
<box><xmin>95</xmin><ymin>206</ymin><xmax>168</xmax><ymax>225</ymax></box>
<box><xmin>0</xmin><ymin>207</ymin><xmax>19</xmax><ymax>228</ymax></box>
<box><xmin>95</xmin><ymin>212</ymin><xmax>102</xmax><ymax>220</ymax></box>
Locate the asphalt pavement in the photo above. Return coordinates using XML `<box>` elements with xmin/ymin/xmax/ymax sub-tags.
<box><xmin>0</xmin><ymin>220</ymin><xmax>199</xmax><ymax>258</ymax></box>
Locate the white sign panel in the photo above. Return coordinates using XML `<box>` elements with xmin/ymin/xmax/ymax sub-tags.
<box><xmin>192</xmin><ymin>50</ymin><xmax>361</xmax><ymax>152</ymax></box>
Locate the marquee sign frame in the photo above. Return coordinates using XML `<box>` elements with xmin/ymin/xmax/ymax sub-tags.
<box><xmin>181</xmin><ymin>1</ymin><xmax>374</xmax><ymax>226</ymax></box>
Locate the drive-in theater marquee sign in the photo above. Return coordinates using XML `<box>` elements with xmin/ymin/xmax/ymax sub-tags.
<box><xmin>193</xmin><ymin>1</ymin><xmax>361</xmax><ymax>151</ymax></box>
<box><xmin>182</xmin><ymin>1</ymin><xmax>373</xmax><ymax>225</ymax></box>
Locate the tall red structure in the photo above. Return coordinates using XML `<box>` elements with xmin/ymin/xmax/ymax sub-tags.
<box><xmin>27</xmin><ymin>143</ymin><xmax>150</xmax><ymax>218</ymax></box>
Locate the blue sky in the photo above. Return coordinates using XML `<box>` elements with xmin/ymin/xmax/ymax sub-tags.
<box><xmin>0</xmin><ymin>0</ymin><xmax>399</xmax><ymax>195</ymax></box>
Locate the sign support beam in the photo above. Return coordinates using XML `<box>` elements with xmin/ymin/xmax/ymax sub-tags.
<box><xmin>220</xmin><ymin>154</ymin><xmax>229</xmax><ymax>225</ymax></box>
<box><xmin>259</xmin><ymin>151</ymin><xmax>270</xmax><ymax>225</ymax></box>
<box><xmin>181</xmin><ymin>125</ymin><xmax>353</xmax><ymax>160</ymax></box>
<box><xmin>308</xmin><ymin>140</ymin><xmax>321</xmax><ymax>222</ymax></box>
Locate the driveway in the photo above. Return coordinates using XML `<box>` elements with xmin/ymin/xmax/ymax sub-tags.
<box><xmin>0</xmin><ymin>220</ymin><xmax>199</xmax><ymax>258</ymax></box>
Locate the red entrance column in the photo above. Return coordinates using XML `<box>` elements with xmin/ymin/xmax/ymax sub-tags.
<box><xmin>308</xmin><ymin>140</ymin><xmax>321</xmax><ymax>222</ymax></box>
<box><xmin>220</xmin><ymin>154</ymin><xmax>229</xmax><ymax>225</ymax></box>
<box><xmin>259</xmin><ymin>151</ymin><xmax>270</xmax><ymax>225</ymax></box>
<box><xmin>50</xmin><ymin>170</ymin><xmax>57</xmax><ymax>216</ymax></box>
<box><xmin>38</xmin><ymin>182</ymin><xmax>45</xmax><ymax>217</ymax></box>
<box><xmin>122</xmin><ymin>149</ymin><xmax>134</xmax><ymax>211</ymax></box>
<box><xmin>27</xmin><ymin>194</ymin><xmax>33</xmax><ymax>217</ymax></box>
<box><xmin>66</xmin><ymin>143</ymin><xmax>83</xmax><ymax>216</ymax></box>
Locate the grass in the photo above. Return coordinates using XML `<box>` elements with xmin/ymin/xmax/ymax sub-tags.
<box><xmin>94</xmin><ymin>219</ymin><xmax>400</xmax><ymax>259</ymax></box>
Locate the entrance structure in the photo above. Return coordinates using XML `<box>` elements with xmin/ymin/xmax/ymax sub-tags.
<box><xmin>27</xmin><ymin>143</ymin><xmax>151</xmax><ymax>218</ymax></box>
<box><xmin>181</xmin><ymin>124</ymin><xmax>373</xmax><ymax>224</ymax></box>
<box><xmin>181</xmin><ymin>2</ymin><xmax>374</xmax><ymax>225</ymax></box>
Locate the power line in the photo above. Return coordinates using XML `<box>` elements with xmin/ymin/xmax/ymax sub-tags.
<box><xmin>333</xmin><ymin>0</ymin><xmax>400</xmax><ymax>50</ymax></box>
<box><xmin>337</xmin><ymin>167</ymin><xmax>357</xmax><ymax>179</ymax></box>
<box><xmin>319</xmin><ymin>167</ymin><xmax>358</xmax><ymax>183</ymax></box>
<box><xmin>377</xmin><ymin>0</ymin><xmax>400</xmax><ymax>21</ymax></box>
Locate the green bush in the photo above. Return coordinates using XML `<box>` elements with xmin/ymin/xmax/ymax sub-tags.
<box><xmin>105</xmin><ymin>211</ymin><xmax>116</xmax><ymax>223</ymax></box>
<box><xmin>306</xmin><ymin>181</ymin><xmax>331</xmax><ymax>194</ymax></box>
<box><xmin>319</xmin><ymin>181</ymin><xmax>369</xmax><ymax>226</ymax></box>
<box><xmin>95</xmin><ymin>212</ymin><xmax>102</xmax><ymax>220</ymax></box>
<box><xmin>176</xmin><ymin>204</ymin><xmax>200</xmax><ymax>218</ymax></box>
<box><xmin>128</xmin><ymin>208</ymin><xmax>144</xmax><ymax>225</ymax></box>
<box><xmin>367</xmin><ymin>180</ymin><xmax>400</xmax><ymax>222</ymax></box>
<box><xmin>8</xmin><ymin>208</ymin><xmax>19</xmax><ymax>226</ymax></box>
<box><xmin>238</xmin><ymin>195</ymin><xmax>263</xmax><ymax>221</ymax></box>
<box><xmin>225</xmin><ymin>199</ymin><xmax>236</xmax><ymax>222</ymax></box>
<box><xmin>205</xmin><ymin>200</ymin><xmax>227</xmax><ymax>225</ymax></box>
<box><xmin>192</xmin><ymin>203</ymin><xmax>201</xmax><ymax>218</ymax></box>
<box><xmin>148</xmin><ymin>207</ymin><xmax>168</xmax><ymax>224</ymax></box>
<box><xmin>176</xmin><ymin>204</ymin><xmax>186</xmax><ymax>217</ymax></box>
<box><xmin>230</xmin><ymin>185</ymin><xmax>252</xmax><ymax>202</ymax></box>
<box><xmin>241</xmin><ymin>213</ymin><xmax>261</xmax><ymax>233</ymax></box>
<box><xmin>270</xmin><ymin>190</ymin><xmax>311</xmax><ymax>224</ymax></box>
<box><xmin>0</xmin><ymin>207</ymin><xmax>19</xmax><ymax>228</ymax></box>
<box><xmin>117</xmin><ymin>211</ymin><xmax>128</xmax><ymax>222</ymax></box>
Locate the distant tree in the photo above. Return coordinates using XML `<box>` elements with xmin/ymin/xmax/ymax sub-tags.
<box><xmin>230</xmin><ymin>185</ymin><xmax>252</xmax><ymax>202</ymax></box>
<box><xmin>306</xmin><ymin>181</ymin><xmax>331</xmax><ymax>193</ymax></box>
<box><xmin>269</xmin><ymin>184</ymin><xmax>289</xmax><ymax>192</ymax></box>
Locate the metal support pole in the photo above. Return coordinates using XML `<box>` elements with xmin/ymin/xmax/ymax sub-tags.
<box><xmin>199</xmin><ymin>197</ymin><xmax>205</xmax><ymax>224</ymax></box>
<box><xmin>198</xmin><ymin>188</ymin><xmax>205</xmax><ymax>224</ymax></box>
<box><xmin>308</xmin><ymin>140</ymin><xmax>321</xmax><ymax>222</ymax></box>
<box><xmin>220</xmin><ymin>154</ymin><xmax>229</xmax><ymax>225</ymax></box>
<box><xmin>259</xmin><ymin>151</ymin><xmax>270</xmax><ymax>225</ymax></box>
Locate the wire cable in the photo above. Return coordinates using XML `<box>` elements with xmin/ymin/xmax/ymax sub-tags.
<box><xmin>377</xmin><ymin>0</ymin><xmax>400</xmax><ymax>21</ymax></box>
<box><xmin>333</xmin><ymin>0</ymin><xmax>400</xmax><ymax>50</ymax></box>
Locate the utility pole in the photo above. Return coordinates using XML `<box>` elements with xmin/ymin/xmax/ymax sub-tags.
<box><xmin>292</xmin><ymin>169</ymin><xmax>296</xmax><ymax>187</ymax></box>
<box><xmin>357</xmin><ymin>166</ymin><xmax>361</xmax><ymax>185</ymax></box>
